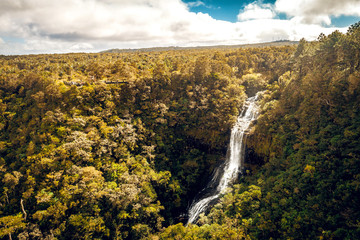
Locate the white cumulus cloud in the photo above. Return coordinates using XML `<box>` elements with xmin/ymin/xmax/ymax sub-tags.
<box><xmin>0</xmin><ymin>0</ymin><xmax>356</xmax><ymax>54</ymax></box>
<box><xmin>237</xmin><ymin>3</ymin><xmax>276</xmax><ymax>21</ymax></box>
<box><xmin>69</xmin><ymin>43</ymin><xmax>94</xmax><ymax>51</ymax></box>
<box><xmin>275</xmin><ymin>0</ymin><xmax>360</xmax><ymax>25</ymax></box>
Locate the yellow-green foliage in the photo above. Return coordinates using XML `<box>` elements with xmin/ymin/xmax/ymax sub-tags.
<box><xmin>186</xmin><ymin>22</ymin><xmax>360</xmax><ymax>240</ymax></box>
<box><xmin>0</xmin><ymin>43</ymin><xmax>295</xmax><ymax>239</ymax></box>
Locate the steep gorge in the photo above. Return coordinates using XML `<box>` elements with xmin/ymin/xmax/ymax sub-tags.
<box><xmin>1</xmin><ymin>23</ymin><xmax>359</xmax><ymax>239</ymax></box>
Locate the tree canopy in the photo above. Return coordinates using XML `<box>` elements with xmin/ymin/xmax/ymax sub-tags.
<box><xmin>1</xmin><ymin>22</ymin><xmax>360</xmax><ymax>239</ymax></box>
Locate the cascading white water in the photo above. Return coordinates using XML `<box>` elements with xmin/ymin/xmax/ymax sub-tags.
<box><xmin>187</xmin><ymin>93</ymin><xmax>261</xmax><ymax>225</ymax></box>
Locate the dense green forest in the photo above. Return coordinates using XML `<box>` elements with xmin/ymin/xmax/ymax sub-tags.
<box><xmin>0</xmin><ymin>23</ymin><xmax>359</xmax><ymax>239</ymax></box>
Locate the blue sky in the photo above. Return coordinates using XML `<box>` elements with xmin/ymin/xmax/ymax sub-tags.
<box><xmin>183</xmin><ymin>0</ymin><xmax>276</xmax><ymax>22</ymax></box>
<box><xmin>183</xmin><ymin>0</ymin><xmax>359</xmax><ymax>25</ymax></box>
<box><xmin>0</xmin><ymin>0</ymin><xmax>359</xmax><ymax>55</ymax></box>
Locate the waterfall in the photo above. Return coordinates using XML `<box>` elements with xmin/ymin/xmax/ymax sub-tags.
<box><xmin>187</xmin><ymin>93</ymin><xmax>261</xmax><ymax>225</ymax></box>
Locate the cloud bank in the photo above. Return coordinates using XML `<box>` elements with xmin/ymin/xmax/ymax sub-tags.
<box><xmin>0</xmin><ymin>0</ymin><xmax>357</xmax><ymax>54</ymax></box>
<box><xmin>275</xmin><ymin>0</ymin><xmax>360</xmax><ymax>25</ymax></box>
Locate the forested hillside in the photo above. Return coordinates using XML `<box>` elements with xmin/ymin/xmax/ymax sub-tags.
<box><xmin>1</xmin><ymin>22</ymin><xmax>359</xmax><ymax>240</ymax></box>
<box><xmin>160</xmin><ymin>23</ymin><xmax>360</xmax><ymax>240</ymax></box>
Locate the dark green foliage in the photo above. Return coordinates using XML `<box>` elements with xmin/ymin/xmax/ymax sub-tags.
<box><xmin>196</xmin><ymin>24</ymin><xmax>360</xmax><ymax>240</ymax></box>
<box><xmin>5</xmin><ymin>29</ymin><xmax>358</xmax><ymax>239</ymax></box>
<box><xmin>0</xmin><ymin>46</ymin><xmax>294</xmax><ymax>239</ymax></box>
